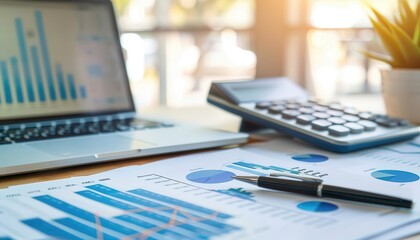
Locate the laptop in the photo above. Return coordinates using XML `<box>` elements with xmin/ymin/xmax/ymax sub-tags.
<box><xmin>0</xmin><ymin>0</ymin><xmax>248</xmax><ymax>176</ymax></box>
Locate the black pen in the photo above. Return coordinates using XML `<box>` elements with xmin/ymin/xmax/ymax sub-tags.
<box><xmin>232</xmin><ymin>175</ymin><xmax>413</xmax><ymax>209</ymax></box>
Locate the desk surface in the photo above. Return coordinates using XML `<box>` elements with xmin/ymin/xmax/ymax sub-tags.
<box><xmin>0</xmin><ymin>98</ymin><xmax>419</xmax><ymax>240</ymax></box>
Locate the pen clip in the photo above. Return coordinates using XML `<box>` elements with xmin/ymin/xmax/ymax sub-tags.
<box><xmin>269</xmin><ymin>173</ymin><xmax>323</xmax><ymax>183</ymax></box>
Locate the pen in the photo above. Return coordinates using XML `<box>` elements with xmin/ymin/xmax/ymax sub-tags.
<box><xmin>232</xmin><ymin>175</ymin><xmax>413</xmax><ymax>209</ymax></box>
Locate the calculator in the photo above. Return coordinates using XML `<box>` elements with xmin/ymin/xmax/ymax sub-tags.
<box><xmin>208</xmin><ymin>77</ymin><xmax>420</xmax><ymax>153</ymax></box>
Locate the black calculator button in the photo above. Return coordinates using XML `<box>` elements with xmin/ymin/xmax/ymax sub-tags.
<box><xmin>328</xmin><ymin>125</ymin><xmax>350</xmax><ymax>136</ymax></box>
<box><xmin>358</xmin><ymin>120</ymin><xmax>377</xmax><ymax>131</ymax></box>
<box><xmin>281</xmin><ymin>110</ymin><xmax>301</xmax><ymax>119</ymax></box>
<box><xmin>398</xmin><ymin>119</ymin><xmax>410</xmax><ymax>126</ymax></box>
<box><xmin>376</xmin><ymin>118</ymin><xmax>399</xmax><ymax>128</ymax></box>
<box><xmin>312</xmin><ymin>112</ymin><xmax>330</xmax><ymax>119</ymax></box>
<box><xmin>342</xmin><ymin>114</ymin><xmax>360</xmax><ymax>122</ymax></box>
<box><xmin>299</xmin><ymin>107</ymin><xmax>315</xmax><ymax>114</ymax></box>
<box><xmin>359</xmin><ymin>112</ymin><xmax>374</xmax><ymax>120</ymax></box>
<box><xmin>327</xmin><ymin>110</ymin><xmax>343</xmax><ymax>117</ymax></box>
<box><xmin>328</xmin><ymin>117</ymin><xmax>346</xmax><ymax>125</ymax></box>
<box><xmin>255</xmin><ymin>102</ymin><xmax>272</xmax><ymax>109</ymax></box>
<box><xmin>268</xmin><ymin>106</ymin><xmax>286</xmax><ymax>114</ymax></box>
<box><xmin>312</xmin><ymin>119</ymin><xmax>332</xmax><ymax>130</ymax></box>
<box><xmin>344</xmin><ymin>108</ymin><xmax>359</xmax><ymax>116</ymax></box>
<box><xmin>344</xmin><ymin>122</ymin><xmax>364</xmax><ymax>134</ymax></box>
<box><xmin>296</xmin><ymin>115</ymin><xmax>316</xmax><ymax>125</ymax></box>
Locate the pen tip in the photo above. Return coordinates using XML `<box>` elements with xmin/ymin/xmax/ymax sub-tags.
<box><xmin>231</xmin><ymin>176</ymin><xmax>237</xmax><ymax>179</ymax></box>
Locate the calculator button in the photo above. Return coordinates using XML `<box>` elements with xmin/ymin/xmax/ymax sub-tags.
<box><xmin>286</xmin><ymin>104</ymin><xmax>300</xmax><ymax>110</ymax></box>
<box><xmin>344</xmin><ymin>108</ymin><xmax>359</xmax><ymax>116</ymax></box>
<box><xmin>312</xmin><ymin>112</ymin><xmax>330</xmax><ymax>119</ymax></box>
<box><xmin>344</xmin><ymin>122</ymin><xmax>364</xmax><ymax>134</ymax></box>
<box><xmin>255</xmin><ymin>102</ymin><xmax>272</xmax><ymax>109</ymax></box>
<box><xmin>329</xmin><ymin>103</ymin><xmax>344</xmax><ymax>111</ymax></box>
<box><xmin>296</xmin><ymin>115</ymin><xmax>316</xmax><ymax>125</ymax></box>
<box><xmin>328</xmin><ymin>117</ymin><xmax>346</xmax><ymax>125</ymax></box>
<box><xmin>328</xmin><ymin>125</ymin><xmax>350</xmax><ymax>136</ymax></box>
<box><xmin>312</xmin><ymin>119</ymin><xmax>332</xmax><ymax>130</ymax></box>
<box><xmin>375</xmin><ymin>118</ymin><xmax>399</xmax><ymax>128</ymax></box>
<box><xmin>398</xmin><ymin>119</ymin><xmax>410</xmax><ymax>126</ymax></box>
<box><xmin>341</xmin><ymin>114</ymin><xmax>360</xmax><ymax>122</ymax></box>
<box><xmin>327</xmin><ymin>110</ymin><xmax>343</xmax><ymax>117</ymax></box>
<box><xmin>268</xmin><ymin>106</ymin><xmax>286</xmax><ymax>114</ymax></box>
<box><xmin>301</xmin><ymin>102</ymin><xmax>315</xmax><ymax>108</ymax></box>
<box><xmin>358</xmin><ymin>120</ymin><xmax>377</xmax><ymax>131</ymax></box>
<box><xmin>359</xmin><ymin>112</ymin><xmax>374</xmax><ymax>120</ymax></box>
<box><xmin>313</xmin><ymin>105</ymin><xmax>328</xmax><ymax>112</ymax></box>
<box><xmin>281</xmin><ymin>110</ymin><xmax>301</xmax><ymax>119</ymax></box>
<box><xmin>299</xmin><ymin>107</ymin><xmax>315</xmax><ymax>114</ymax></box>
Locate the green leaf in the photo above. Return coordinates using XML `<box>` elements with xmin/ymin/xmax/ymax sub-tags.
<box><xmin>400</xmin><ymin>0</ymin><xmax>417</xmax><ymax>37</ymax></box>
<box><xmin>370</xmin><ymin>17</ymin><xmax>407</xmax><ymax>66</ymax></box>
<box><xmin>359</xmin><ymin>49</ymin><xmax>395</xmax><ymax>66</ymax></box>
<box><xmin>414</xmin><ymin>18</ymin><xmax>420</xmax><ymax>48</ymax></box>
<box><xmin>388</xmin><ymin>21</ymin><xmax>420</xmax><ymax>67</ymax></box>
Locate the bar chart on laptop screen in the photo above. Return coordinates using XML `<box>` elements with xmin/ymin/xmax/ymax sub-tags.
<box><xmin>0</xmin><ymin>2</ymin><xmax>131</xmax><ymax>119</ymax></box>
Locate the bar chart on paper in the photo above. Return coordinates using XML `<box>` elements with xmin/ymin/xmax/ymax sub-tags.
<box><xmin>0</xmin><ymin>11</ymin><xmax>87</xmax><ymax>106</ymax></box>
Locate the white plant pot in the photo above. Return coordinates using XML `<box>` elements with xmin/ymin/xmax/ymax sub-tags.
<box><xmin>381</xmin><ymin>69</ymin><xmax>420</xmax><ymax>125</ymax></box>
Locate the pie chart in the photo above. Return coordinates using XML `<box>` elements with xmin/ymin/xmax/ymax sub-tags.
<box><xmin>291</xmin><ymin>154</ymin><xmax>329</xmax><ymax>163</ymax></box>
<box><xmin>297</xmin><ymin>201</ymin><xmax>338</xmax><ymax>212</ymax></box>
<box><xmin>371</xmin><ymin>170</ymin><xmax>419</xmax><ymax>183</ymax></box>
<box><xmin>186</xmin><ymin>170</ymin><xmax>236</xmax><ymax>184</ymax></box>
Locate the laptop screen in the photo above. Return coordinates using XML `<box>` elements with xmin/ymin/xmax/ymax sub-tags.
<box><xmin>0</xmin><ymin>0</ymin><xmax>134</xmax><ymax>122</ymax></box>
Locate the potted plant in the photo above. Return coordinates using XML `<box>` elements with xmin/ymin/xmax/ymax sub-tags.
<box><xmin>364</xmin><ymin>0</ymin><xmax>420</xmax><ymax>124</ymax></box>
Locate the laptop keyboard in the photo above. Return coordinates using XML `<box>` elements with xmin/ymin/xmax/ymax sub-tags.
<box><xmin>0</xmin><ymin>118</ymin><xmax>173</xmax><ymax>144</ymax></box>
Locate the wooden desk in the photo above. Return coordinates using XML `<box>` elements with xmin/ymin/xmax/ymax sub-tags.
<box><xmin>0</xmin><ymin>102</ymin><xmax>419</xmax><ymax>240</ymax></box>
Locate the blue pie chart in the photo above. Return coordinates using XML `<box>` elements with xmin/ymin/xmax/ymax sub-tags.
<box><xmin>371</xmin><ymin>170</ymin><xmax>419</xmax><ymax>183</ymax></box>
<box><xmin>291</xmin><ymin>154</ymin><xmax>329</xmax><ymax>163</ymax></box>
<box><xmin>297</xmin><ymin>201</ymin><xmax>338</xmax><ymax>212</ymax></box>
<box><xmin>186</xmin><ymin>170</ymin><xmax>236</xmax><ymax>184</ymax></box>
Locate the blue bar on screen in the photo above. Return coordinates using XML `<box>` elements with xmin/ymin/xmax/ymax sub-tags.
<box><xmin>22</xmin><ymin>218</ymin><xmax>84</xmax><ymax>240</ymax></box>
<box><xmin>15</xmin><ymin>18</ymin><xmax>35</xmax><ymax>102</ymax></box>
<box><xmin>30</xmin><ymin>46</ymin><xmax>46</xmax><ymax>102</ymax></box>
<box><xmin>10</xmin><ymin>57</ymin><xmax>24</xmax><ymax>103</ymax></box>
<box><xmin>56</xmin><ymin>64</ymin><xmax>67</xmax><ymax>100</ymax></box>
<box><xmin>35</xmin><ymin>11</ymin><xmax>56</xmax><ymax>101</ymax></box>
<box><xmin>0</xmin><ymin>61</ymin><xmax>13</xmax><ymax>104</ymax></box>
<box><xmin>67</xmin><ymin>74</ymin><xmax>77</xmax><ymax>100</ymax></box>
<box><xmin>55</xmin><ymin>218</ymin><xmax>118</xmax><ymax>240</ymax></box>
<box><xmin>33</xmin><ymin>195</ymin><xmax>138</xmax><ymax>236</ymax></box>
<box><xmin>0</xmin><ymin>237</ymin><xmax>13</xmax><ymax>240</ymax></box>
<box><xmin>80</xmin><ymin>85</ymin><xmax>87</xmax><ymax>99</ymax></box>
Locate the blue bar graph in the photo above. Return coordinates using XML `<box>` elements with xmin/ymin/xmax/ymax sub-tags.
<box><xmin>30</xmin><ymin>46</ymin><xmax>46</xmax><ymax>102</ymax></box>
<box><xmin>80</xmin><ymin>85</ymin><xmax>87</xmax><ymax>99</ymax></box>
<box><xmin>33</xmin><ymin>195</ymin><xmax>138</xmax><ymax>236</ymax></box>
<box><xmin>56</xmin><ymin>64</ymin><xmax>67</xmax><ymax>100</ymax></box>
<box><xmin>22</xmin><ymin>218</ymin><xmax>84</xmax><ymax>240</ymax></box>
<box><xmin>15</xmin><ymin>18</ymin><xmax>35</xmax><ymax>102</ymax></box>
<box><xmin>67</xmin><ymin>74</ymin><xmax>77</xmax><ymax>100</ymax></box>
<box><xmin>0</xmin><ymin>11</ymin><xmax>89</xmax><ymax>105</ymax></box>
<box><xmin>0</xmin><ymin>237</ymin><xmax>13</xmax><ymax>240</ymax></box>
<box><xmin>55</xmin><ymin>217</ymin><xmax>118</xmax><ymax>240</ymax></box>
<box><xmin>10</xmin><ymin>57</ymin><xmax>24</xmax><ymax>103</ymax></box>
<box><xmin>35</xmin><ymin>10</ymin><xmax>56</xmax><ymax>101</ymax></box>
<box><xmin>226</xmin><ymin>164</ymin><xmax>268</xmax><ymax>176</ymax></box>
<box><xmin>0</xmin><ymin>61</ymin><xmax>13</xmax><ymax>104</ymax></box>
<box><xmin>128</xmin><ymin>189</ymin><xmax>232</xmax><ymax>220</ymax></box>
